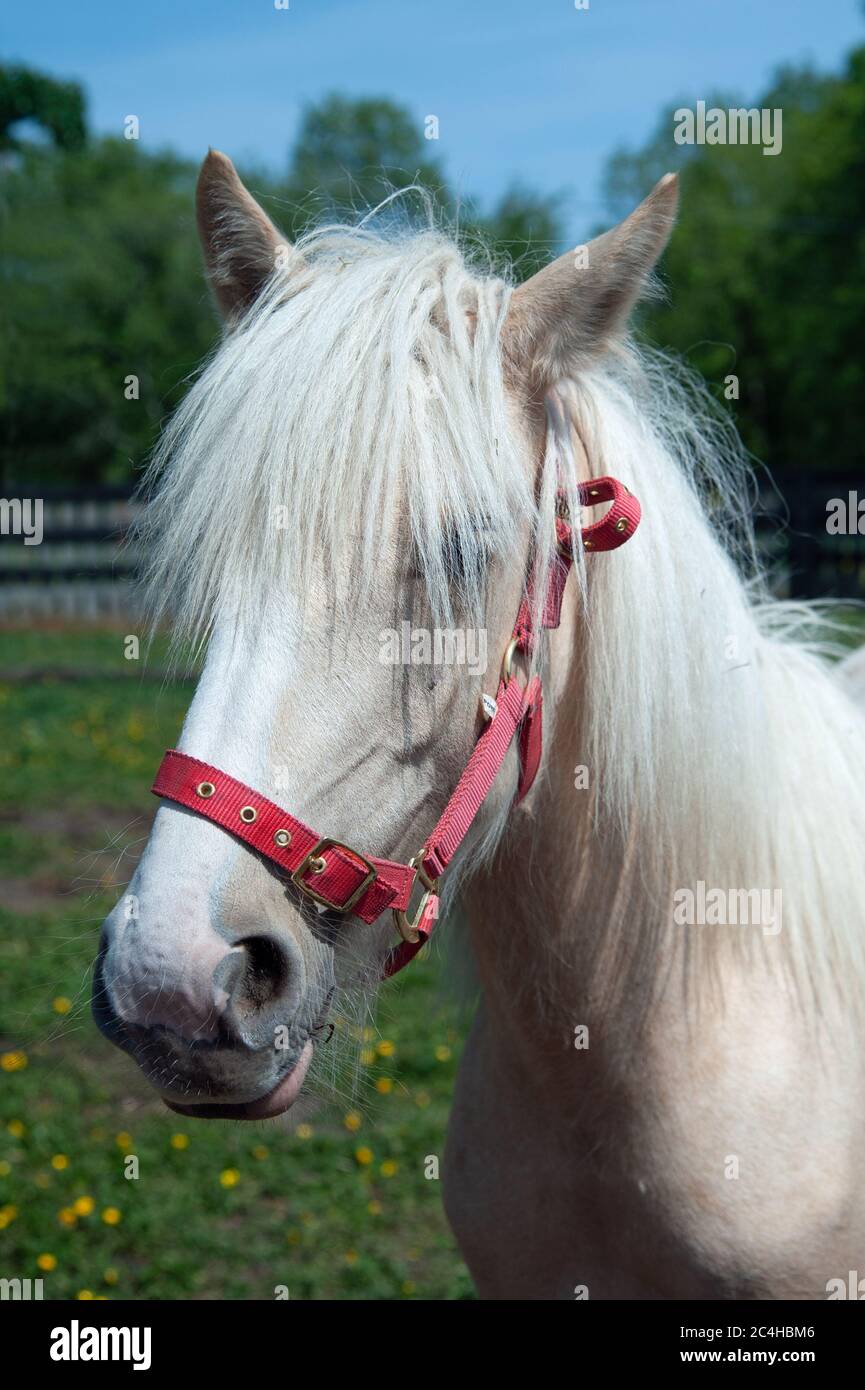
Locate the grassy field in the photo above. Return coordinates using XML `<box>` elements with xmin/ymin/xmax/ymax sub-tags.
<box><xmin>0</xmin><ymin>629</ymin><xmax>473</xmax><ymax>1301</ymax></box>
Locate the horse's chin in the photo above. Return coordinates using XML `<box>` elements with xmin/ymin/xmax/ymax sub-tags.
<box><xmin>162</xmin><ymin>1040</ymin><xmax>314</xmax><ymax>1121</ymax></box>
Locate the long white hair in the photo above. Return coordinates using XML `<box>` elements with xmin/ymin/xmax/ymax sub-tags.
<box><xmin>138</xmin><ymin>220</ymin><xmax>537</xmax><ymax>648</ymax></box>
<box><xmin>549</xmin><ymin>354</ymin><xmax>865</xmax><ymax>1027</ymax></box>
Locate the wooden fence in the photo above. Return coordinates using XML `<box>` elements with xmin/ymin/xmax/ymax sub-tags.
<box><xmin>0</xmin><ymin>478</ymin><xmax>863</xmax><ymax>622</ymax></box>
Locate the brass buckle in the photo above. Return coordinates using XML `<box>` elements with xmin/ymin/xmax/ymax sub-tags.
<box><xmin>555</xmin><ymin>492</ymin><xmax>573</xmax><ymax>558</ymax></box>
<box><xmin>393</xmin><ymin>854</ymin><xmax>439</xmax><ymax>945</ymax></box>
<box><xmin>291</xmin><ymin>838</ymin><xmax>376</xmax><ymax>914</ymax></box>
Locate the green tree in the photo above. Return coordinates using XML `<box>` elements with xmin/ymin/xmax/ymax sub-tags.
<box><xmin>1</xmin><ymin>140</ymin><xmax>225</xmax><ymax>484</ymax></box>
<box><xmin>284</xmin><ymin>93</ymin><xmax>562</xmax><ymax>277</ymax></box>
<box><xmin>0</xmin><ymin>64</ymin><xmax>86</xmax><ymax>152</ymax></box>
<box><xmin>602</xmin><ymin>51</ymin><xmax>865</xmax><ymax>479</ymax></box>
<box><xmin>0</xmin><ymin>84</ymin><xmax>562</xmax><ymax>486</ymax></box>
<box><xmin>287</xmin><ymin>93</ymin><xmax>447</xmax><ymax>218</ymax></box>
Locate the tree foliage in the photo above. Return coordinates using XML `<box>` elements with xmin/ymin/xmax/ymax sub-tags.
<box><xmin>2</xmin><ymin>47</ymin><xmax>863</xmax><ymax>487</ymax></box>
<box><xmin>0</xmin><ymin>64</ymin><xmax>86</xmax><ymax>152</ymax></box>
<box><xmin>0</xmin><ymin>73</ymin><xmax>562</xmax><ymax>485</ymax></box>
<box><xmin>605</xmin><ymin>49</ymin><xmax>865</xmax><ymax>479</ymax></box>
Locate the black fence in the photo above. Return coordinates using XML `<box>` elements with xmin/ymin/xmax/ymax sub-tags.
<box><xmin>0</xmin><ymin>485</ymin><xmax>139</xmax><ymax>620</ymax></box>
<box><xmin>756</xmin><ymin>473</ymin><xmax>865</xmax><ymax>602</ymax></box>
<box><xmin>0</xmin><ymin>478</ymin><xmax>863</xmax><ymax>621</ymax></box>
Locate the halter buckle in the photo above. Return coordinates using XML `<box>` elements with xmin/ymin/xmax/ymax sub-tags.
<box><xmin>291</xmin><ymin>838</ymin><xmax>377</xmax><ymax>914</ymax></box>
<box><xmin>393</xmin><ymin>854</ymin><xmax>440</xmax><ymax>944</ymax></box>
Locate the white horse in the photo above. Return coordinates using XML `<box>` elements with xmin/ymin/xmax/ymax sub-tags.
<box><xmin>94</xmin><ymin>151</ymin><xmax>865</xmax><ymax>1299</ymax></box>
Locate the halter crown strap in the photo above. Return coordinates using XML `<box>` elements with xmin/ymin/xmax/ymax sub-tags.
<box><xmin>151</xmin><ymin>475</ymin><xmax>640</xmax><ymax>977</ymax></box>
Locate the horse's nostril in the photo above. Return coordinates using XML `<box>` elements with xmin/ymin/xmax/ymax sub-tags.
<box><xmin>215</xmin><ymin>930</ymin><xmax>306</xmax><ymax>1049</ymax></box>
<box><xmin>237</xmin><ymin>935</ymin><xmax>291</xmax><ymax>1007</ymax></box>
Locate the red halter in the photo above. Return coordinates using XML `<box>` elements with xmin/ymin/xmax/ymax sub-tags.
<box><xmin>151</xmin><ymin>476</ymin><xmax>640</xmax><ymax>978</ymax></box>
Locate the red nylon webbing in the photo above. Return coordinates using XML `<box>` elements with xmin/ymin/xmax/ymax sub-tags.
<box><xmin>421</xmin><ymin>675</ymin><xmax>528</xmax><ymax>879</ymax></box>
<box><xmin>152</xmin><ymin>750</ymin><xmax>415</xmax><ymax>923</ymax></box>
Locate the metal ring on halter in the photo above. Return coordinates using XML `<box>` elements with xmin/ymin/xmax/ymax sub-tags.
<box><xmin>501</xmin><ymin>636</ymin><xmax>524</xmax><ymax>686</ymax></box>
<box><xmin>393</xmin><ymin>854</ymin><xmax>439</xmax><ymax>944</ymax></box>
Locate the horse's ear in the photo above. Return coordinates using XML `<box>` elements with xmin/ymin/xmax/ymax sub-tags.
<box><xmin>196</xmin><ymin>149</ymin><xmax>290</xmax><ymax>321</ymax></box>
<box><xmin>505</xmin><ymin>173</ymin><xmax>678</xmax><ymax>387</ymax></box>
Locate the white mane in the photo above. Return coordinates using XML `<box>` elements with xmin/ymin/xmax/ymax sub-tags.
<box><xmin>552</xmin><ymin>358</ymin><xmax>865</xmax><ymax>1025</ymax></box>
<box><xmin>139</xmin><ymin>222</ymin><xmax>537</xmax><ymax>646</ymax></box>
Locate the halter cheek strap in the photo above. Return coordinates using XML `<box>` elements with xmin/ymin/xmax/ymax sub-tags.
<box><xmin>151</xmin><ymin>476</ymin><xmax>640</xmax><ymax>979</ymax></box>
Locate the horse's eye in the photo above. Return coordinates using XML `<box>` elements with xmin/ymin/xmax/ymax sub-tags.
<box><xmin>442</xmin><ymin>530</ymin><xmax>468</xmax><ymax>585</ymax></box>
<box><xmin>440</xmin><ymin>527</ymin><xmax>487</xmax><ymax>589</ymax></box>
<box><xmin>408</xmin><ymin>526</ymin><xmax>488</xmax><ymax>593</ymax></box>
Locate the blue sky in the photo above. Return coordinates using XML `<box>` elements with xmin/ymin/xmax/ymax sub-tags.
<box><xmin>6</xmin><ymin>0</ymin><xmax>864</xmax><ymax>239</ymax></box>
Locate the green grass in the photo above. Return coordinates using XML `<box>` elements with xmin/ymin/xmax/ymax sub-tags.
<box><xmin>0</xmin><ymin>630</ymin><xmax>472</xmax><ymax>1301</ymax></box>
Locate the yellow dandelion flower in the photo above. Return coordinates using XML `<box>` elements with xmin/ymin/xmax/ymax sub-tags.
<box><xmin>115</xmin><ymin>1132</ymin><xmax>132</xmax><ymax>1151</ymax></box>
<box><xmin>53</xmin><ymin>997</ymin><xmax>72</xmax><ymax>1015</ymax></box>
<box><xmin>376</xmin><ymin>1039</ymin><xmax>395</xmax><ymax>1057</ymax></box>
<box><xmin>219</xmin><ymin>1169</ymin><xmax>240</xmax><ymax>1189</ymax></box>
<box><xmin>103</xmin><ymin>1269</ymin><xmax>119</xmax><ymax>1286</ymax></box>
<box><xmin>380</xmin><ymin>1160</ymin><xmax>398</xmax><ymax>1178</ymax></box>
<box><xmin>344</xmin><ymin>1249</ymin><xmax>358</xmax><ymax>1265</ymax></box>
<box><xmin>1</xmin><ymin>1050</ymin><xmax>27</xmax><ymax>1072</ymax></box>
<box><xmin>77</xmin><ymin>1289</ymin><xmax>94</xmax><ymax>1300</ymax></box>
<box><xmin>295</xmin><ymin>1124</ymin><xmax>314</xmax><ymax>1140</ymax></box>
<box><xmin>51</xmin><ymin>1154</ymin><xmax>69</xmax><ymax>1171</ymax></box>
<box><xmin>101</xmin><ymin>1207</ymin><xmax>122</xmax><ymax>1226</ymax></box>
<box><xmin>73</xmin><ymin>1196</ymin><xmax>95</xmax><ymax>1216</ymax></box>
<box><xmin>434</xmin><ymin>1045</ymin><xmax>451</xmax><ymax>1062</ymax></box>
<box><xmin>343</xmin><ymin>1111</ymin><xmax>362</xmax><ymax>1132</ymax></box>
<box><xmin>170</xmin><ymin>1133</ymin><xmax>189</xmax><ymax>1150</ymax></box>
<box><xmin>0</xmin><ymin>1161</ymin><xmax>11</xmax><ymax>1177</ymax></box>
<box><xmin>362</xmin><ymin>1027</ymin><xmax>376</xmax><ymax>1042</ymax></box>
<box><xmin>360</xmin><ymin>1048</ymin><xmax>376</xmax><ymax>1066</ymax></box>
<box><xmin>37</xmin><ymin>1253</ymin><xmax>57</xmax><ymax>1271</ymax></box>
<box><xmin>7</xmin><ymin>1119</ymin><xmax>25</xmax><ymax>1138</ymax></box>
<box><xmin>1</xmin><ymin>1204</ymin><xmax>18</xmax><ymax>1220</ymax></box>
<box><xmin>0</xmin><ymin>1213</ymin><xmax>10</xmax><ymax>1230</ymax></box>
<box><xmin>367</xmin><ymin>1199</ymin><xmax>382</xmax><ymax>1216</ymax></box>
<box><xmin>354</xmin><ymin>1146</ymin><xmax>374</xmax><ymax>1166</ymax></box>
<box><xmin>252</xmin><ymin>1145</ymin><xmax>269</xmax><ymax>1161</ymax></box>
<box><xmin>58</xmin><ymin>1207</ymin><xmax>77</xmax><ymax>1228</ymax></box>
<box><xmin>375</xmin><ymin>1077</ymin><xmax>393</xmax><ymax>1095</ymax></box>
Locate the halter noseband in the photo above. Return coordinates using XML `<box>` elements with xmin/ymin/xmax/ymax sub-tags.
<box><xmin>151</xmin><ymin>476</ymin><xmax>640</xmax><ymax>978</ymax></box>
